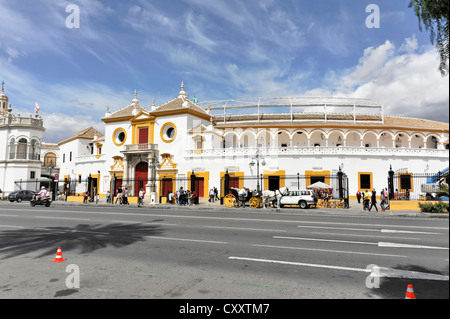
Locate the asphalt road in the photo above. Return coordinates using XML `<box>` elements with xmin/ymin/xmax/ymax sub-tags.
<box><xmin>0</xmin><ymin>201</ymin><xmax>448</xmax><ymax>302</ymax></box>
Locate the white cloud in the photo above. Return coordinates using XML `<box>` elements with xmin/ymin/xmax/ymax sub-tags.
<box><xmin>311</xmin><ymin>39</ymin><xmax>449</xmax><ymax>123</ymax></box>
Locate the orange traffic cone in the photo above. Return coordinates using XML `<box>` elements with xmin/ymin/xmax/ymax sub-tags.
<box><xmin>51</xmin><ymin>247</ymin><xmax>67</xmax><ymax>263</ymax></box>
<box><xmin>405</xmin><ymin>284</ymin><xmax>416</xmax><ymax>299</ymax></box>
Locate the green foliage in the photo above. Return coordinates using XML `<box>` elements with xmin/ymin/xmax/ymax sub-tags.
<box><xmin>436</xmin><ymin>183</ymin><xmax>449</xmax><ymax>198</ymax></box>
<box><xmin>409</xmin><ymin>0</ymin><xmax>450</xmax><ymax>76</ymax></box>
<box><xmin>419</xmin><ymin>201</ymin><xmax>449</xmax><ymax>213</ymax></box>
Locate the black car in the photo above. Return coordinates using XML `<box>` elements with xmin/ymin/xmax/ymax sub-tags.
<box><xmin>8</xmin><ymin>190</ymin><xmax>35</xmax><ymax>202</ymax></box>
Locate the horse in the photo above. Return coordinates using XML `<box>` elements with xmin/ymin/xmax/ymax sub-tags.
<box><xmin>261</xmin><ymin>186</ymin><xmax>289</xmax><ymax>208</ymax></box>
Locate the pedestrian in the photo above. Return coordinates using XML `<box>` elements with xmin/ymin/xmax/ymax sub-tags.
<box><xmin>192</xmin><ymin>191</ymin><xmax>197</xmax><ymax>205</ymax></box>
<box><xmin>83</xmin><ymin>192</ymin><xmax>87</xmax><ymax>204</ymax></box>
<box><xmin>115</xmin><ymin>186</ymin><xmax>122</xmax><ymax>204</ymax></box>
<box><xmin>209</xmin><ymin>188</ymin><xmax>215</xmax><ymax>202</ymax></box>
<box><xmin>363</xmin><ymin>191</ymin><xmax>370</xmax><ymax>211</ymax></box>
<box><xmin>214</xmin><ymin>187</ymin><xmax>219</xmax><ymax>201</ymax></box>
<box><xmin>138</xmin><ymin>188</ymin><xmax>144</xmax><ymax>207</ymax></box>
<box><xmin>123</xmin><ymin>187</ymin><xmax>129</xmax><ymax>205</ymax></box>
<box><xmin>356</xmin><ymin>190</ymin><xmax>361</xmax><ymax>204</ymax></box>
<box><xmin>369</xmin><ymin>189</ymin><xmax>378</xmax><ymax>212</ymax></box>
<box><xmin>177</xmin><ymin>188</ymin><xmax>181</xmax><ymax>205</ymax></box>
<box><xmin>96</xmin><ymin>193</ymin><xmax>100</xmax><ymax>204</ymax></box>
<box><xmin>106</xmin><ymin>190</ymin><xmax>110</xmax><ymax>203</ymax></box>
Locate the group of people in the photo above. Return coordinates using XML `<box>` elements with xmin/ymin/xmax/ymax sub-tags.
<box><xmin>209</xmin><ymin>187</ymin><xmax>219</xmax><ymax>202</ymax></box>
<box><xmin>166</xmin><ymin>187</ymin><xmax>198</xmax><ymax>206</ymax></box>
<box><xmin>356</xmin><ymin>188</ymin><xmax>389</xmax><ymax>212</ymax></box>
<box><xmin>113</xmin><ymin>186</ymin><xmax>130</xmax><ymax>205</ymax></box>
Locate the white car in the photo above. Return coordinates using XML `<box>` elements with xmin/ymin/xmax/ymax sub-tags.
<box><xmin>279</xmin><ymin>189</ymin><xmax>317</xmax><ymax>209</ymax></box>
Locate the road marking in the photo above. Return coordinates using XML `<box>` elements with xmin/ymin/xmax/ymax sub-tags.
<box><xmin>146</xmin><ymin>236</ymin><xmax>228</xmax><ymax>244</ymax></box>
<box><xmin>228</xmin><ymin>257</ymin><xmax>449</xmax><ymax>281</ymax></box>
<box><xmin>311</xmin><ymin>232</ymin><xmax>421</xmax><ymax>241</ymax></box>
<box><xmin>297</xmin><ymin>225</ymin><xmax>442</xmax><ymax>235</ymax></box>
<box><xmin>0</xmin><ymin>224</ymin><xmax>24</xmax><ymax>228</ymax></box>
<box><xmin>202</xmin><ymin>225</ymin><xmax>287</xmax><ymax>232</ymax></box>
<box><xmin>34</xmin><ymin>216</ymin><xmax>90</xmax><ymax>221</ymax></box>
<box><xmin>0</xmin><ymin>214</ymin><xmax>20</xmax><ymax>218</ymax></box>
<box><xmin>296</xmin><ymin>221</ymin><xmax>448</xmax><ymax>230</ymax></box>
<box><xmin>378</xmin><ymin>242</ymin><xmax>449</xmax><ymax>250</ymax></box>
<box><xmin>275</xmin><ymin>235</ymin><xmax>449</xmax><ymax>250</ymax></box>
<box><xmin>274</xmin><ymin>236</ymin><xmax>378</xmax><ymax>246</ymax></box>
<box><xmin>252</xmin><ymin>244</ymin><xmax>407</xmax><ymax>258</ymax></box>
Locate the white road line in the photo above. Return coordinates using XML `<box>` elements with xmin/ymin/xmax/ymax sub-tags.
<box><xmin>34</xmin><ymin>216</ymin><xmax>90</xmax><ymax>221</ymax></box>
<box><xmin>0</xmin><ymin>224</ymin><xmax>24</xmax><ymax>228</ymax></box>
<box><xmin>378</xmin><ymin>242</ymin><xmax>449</xmax><ymax>250</ymax></box>
<box><xmin>273</xmin><ymin>236</ymin><xmax>378</xmax><ymax>246</ymax></box>
<box><xmin>228</xmin><ymin>257</ymin><xmax>449</xmax><ymax>281</ymax></box>
<box><xmin>251</xmin><ymin>244</ymin><xmax>407</xmax><ymax>258</ymax></box>
<box><xmin>311</xmin><ymin>232</ymin><xmax>421</xmax><ymax>241</ymax></box>
<box><xmin>202</xmin><ymin>225</ymin><xmax>287</xmax><ymax>232</ymax></box>
<box><xmin>297</xmin><ymin>225</ymin><xmax>443</xmax><ymax>235</ymax></box>
<box><xmin>380</xmin><ymin>229</ymin><xmax>442</xmax><ymax>235</ymax></box>
<box><xmin>0</xmin><ymin>214</ymin><xmax>20</xmax><ymax>217</ymax></box>
<box><xmin>146</xmin><ymin>236</ymin><xmax>228</xmax><ymax>244</ymax></box>
<box><xmin>296</xmin><ymin>221</ymin><xmax>448</xmax><ymax>230</ymax></box>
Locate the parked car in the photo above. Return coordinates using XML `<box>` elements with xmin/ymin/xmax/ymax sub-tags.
<box><xmin>279</xmin><ymin>189</ymin><xmax>317</xmax><ymax>209</ymax></box>
<box><xmin>8</xmin><ymin>190</ymin><xmax>35</xmax><ymax>202</ymax></box>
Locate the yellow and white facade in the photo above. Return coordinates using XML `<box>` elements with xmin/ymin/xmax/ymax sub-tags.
<box><xmin>51</xmin><ymin>82</ymin><xmax>448</xmax><ymax>203</ymax></box>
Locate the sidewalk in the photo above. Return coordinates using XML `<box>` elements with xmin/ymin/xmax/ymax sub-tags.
<box><xmin>36</xmin><ymin>197</ymin><xmax>449</xmax><ymax>218</ymax></box>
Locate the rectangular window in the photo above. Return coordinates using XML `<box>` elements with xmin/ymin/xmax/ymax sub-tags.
<box><xmin>30</xmin><ymin>171</ymin><xmax>35</xmax><ymax>179</ymax></box>
<box><xmin>78</xmin><ymin>175</ymin><xmax>82</xmax><ymax>184</ymax></box>
<box><xmin>196</xmin><ymin>140</ymin><xmax>203</xmax><ymax>150</ymax></box>
<box><xmin>399</xmin><ymin>173</ymin><xmax>413</xmax><ymax>190</ymax></box>
<box><xmin>69</xmin><ymin>151</ymin><xmax>72</xmax><ymax>161</ymax></box>
<box><xmin>359</xmin><ymin>173</ymin><xmax>372</xmax><ymax>191</ymax></box>
<box><xmin>63</xmin><ymin>154</ymin><xmax>65</xmax><ymax>163</ymax></box>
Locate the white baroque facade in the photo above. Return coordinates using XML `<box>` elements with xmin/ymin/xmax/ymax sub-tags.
<box><xmin>51</xmin><ymin>83</ymin><xmax>448</xmax><ymax>203</ymax></box>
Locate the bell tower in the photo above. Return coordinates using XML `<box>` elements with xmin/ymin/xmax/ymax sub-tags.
<box><xmin>0</xmin><ymin>81</ymin><xmax>9</xmax><ymax>116</ymax></box>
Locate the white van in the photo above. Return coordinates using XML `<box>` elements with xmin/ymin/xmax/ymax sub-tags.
<box><xmin>279</xmin><ymin>189</ymin><xmax>317</xmax><ymax>209</ymax></box>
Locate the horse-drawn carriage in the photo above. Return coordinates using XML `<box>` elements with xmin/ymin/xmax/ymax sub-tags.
<box><xmin>223</xmin><ymin>187</ymin><xmax>262</xmax><ymax>208</ymax></box>
<box><xmin>223</xmin><ymin>187</ymin><xmax>288</xmax><ymax>209</ymax></box>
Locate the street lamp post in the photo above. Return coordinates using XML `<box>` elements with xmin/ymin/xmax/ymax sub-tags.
<box><xmin>249</xmin><ymin>149</ymin><xmax>266</xmax><ymax>193</ymax></box>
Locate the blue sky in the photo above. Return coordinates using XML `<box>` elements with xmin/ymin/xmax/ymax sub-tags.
<box><xmin>0</xmin><ymin>0</ymin><xmax>448</xmax><ymax>142</ymax></box>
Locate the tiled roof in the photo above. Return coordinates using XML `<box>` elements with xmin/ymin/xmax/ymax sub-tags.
<box><xmin>152</xmin><ymin>97</ymin><xmax>209</xmax><ymax>115</ymax></box>
<box><xmin>212</xmin><ymin>113</ymin><xmax>449</xmax><ymax>131</ymax></box>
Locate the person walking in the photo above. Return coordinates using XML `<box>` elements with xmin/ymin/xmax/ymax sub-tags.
<box><xmin>138</xmin><ymin>188</ymin><xmax>144</xmax><ymax>207</ymax></box>
<box><xmin>122</xmin><ymin>187</ymin><xmax>129</xmax><ymax>205</ymax></box>
<box><xmin>356</xmin><ymin>190</ymin><xmax>361</xmax><ymax>204</ymax></box>
<box><xmin>115</xmin><ymin>186</ymin><xmax>122</xmax><ymax>204</ymax></box>
<box><xmin>363</xmin><ymin>191</ymin><xmax>370</xmax><ymax>211</ymax></box>
<box><xmin>209</xmin><ymin>188</ymin><xmax>215</xmax><ymax>202</ymax></box>
<box><xmin>369</xmin><ymin>189</ymin><xmax>378</xmax><ymax>212</ymax></box>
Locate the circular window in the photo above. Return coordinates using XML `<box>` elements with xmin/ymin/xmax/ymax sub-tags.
<box><xmin>161</xmin><ymin>122</ymin><xmax>177</xmax><ymax>143</ymax></box>
<box><xmin>113</xmin><ymin>128</ymin><xmax>127</xmax><ymax>146</ymax></box>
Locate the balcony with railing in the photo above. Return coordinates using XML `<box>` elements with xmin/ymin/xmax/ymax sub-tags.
<box><xmin>123</xmin><ymin>143</ymin><xmax>158</xmax><ymax>153</ymax></box>
<box><xmin>8</xmin><ymin>152</ymin><xmax>41</xmax><ymax>161</ymax></box>
<box><xmin>184</xmin><ymin>146</ymin><xmax>449</xmax><ymax>158</ymax></box>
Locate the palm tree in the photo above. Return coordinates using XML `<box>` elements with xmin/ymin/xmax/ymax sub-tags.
<box><xmin>409</xmin><ymin>0</ymin><xmax>449</xmax><ymax>76</ymax></box>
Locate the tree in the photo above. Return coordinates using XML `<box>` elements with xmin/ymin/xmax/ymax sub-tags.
<box><xmin>409</xmin><ymin>0</ymin><xmax>449</xmax><ymax>76</ymax></box>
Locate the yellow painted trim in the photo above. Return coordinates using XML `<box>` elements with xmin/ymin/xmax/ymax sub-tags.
<box><xmin>389</xmin><ymin>201</ymin><xmax>449</xmax><ymax>211</ymax></box>
<box><xmin>112</xmin><ymin>127</ymin><xmax>127</xmax><ymax>146</ymax></box>
<box><xmin>398</xmin><ymin>172</ymin><xmax>415</xmax><ymax>192</ymax></box>
<box><xmin>263</xmin><ymin>170</ymin><xmax>286</xmax><ymax>190</ymax></box>
<box><xmin>133</xmin><ymin>124</ymin><xmax>150</xmax><ymax>145</ymax></box>
<box><xmin>219</xmin><ymin>171</ymin><xmax>244</xmax><ymax>196</ymax></box>
<box><xmin>305</xmin><ymin>170</ymin><xmax>331</xmax><ymax>188</ymax></box>
<box><xmin>188</xmin><ymin>171</ymin><xmax>210</xmax><ymax>198</ymax></box>
<box><xmin>160</xmin><ymin>122</ymin><xmax>177</xmax><ymax>143</ymax></box>
<box><xmin>157</xmin><ymin>172</ymin><xmax>177</xmax><ymax>198</ymax></box>
<box><xmin>358</xmin><ymin>172</ymin><xmax>373</xmax><ymax>192</ymax></box>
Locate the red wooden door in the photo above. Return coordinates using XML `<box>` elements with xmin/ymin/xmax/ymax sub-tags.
<box><xmin>134</xmin><ymin>162</ymin><xmax>148</xmax><ymax>196</ymax></box>
<box><xmin>138</xmin><ymin>127</ymin><xmax>149</xmax><ymax>144</ymax></box>
<box><xmin>194</xmin><ymin>178</ymin><xmax>204</xmax><ymax>198</ymax></box>
<box><xmin>162</xmin><ymin>179</ymin><xmax>173</xmax><ymax>196</ymax></box>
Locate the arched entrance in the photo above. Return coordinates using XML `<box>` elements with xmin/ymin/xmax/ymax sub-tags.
<box><xmin>135</xmin><ymin>162</ymin><xmax>148</xmax><ymax>196</ymax></box>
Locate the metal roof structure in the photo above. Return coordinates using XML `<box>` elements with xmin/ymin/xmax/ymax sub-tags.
<box><xmin>197</xmin><ymin>96</ymin><xmax>384</xmax><ymax>124</ymax></box>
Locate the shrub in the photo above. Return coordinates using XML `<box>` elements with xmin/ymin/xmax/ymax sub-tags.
<box><xmin>419</xmin><ymin>201</ymin><xmax>449</xmax><ymax>213</ymax></box>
